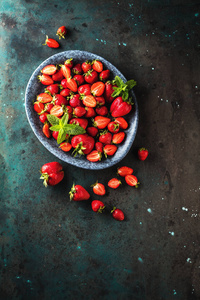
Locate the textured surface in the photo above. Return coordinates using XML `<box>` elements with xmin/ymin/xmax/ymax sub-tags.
<box><xmin>0</xmin><ymin>0</ymin><xmax>200</xmax><ymax>299</ymax></box>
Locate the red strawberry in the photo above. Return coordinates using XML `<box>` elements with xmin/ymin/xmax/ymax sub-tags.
<box><xmin>73</xmin><ymin>74</ymin><xmax>85</xmax><ymax>86</ymax></box>
<box><xmin>40</xmin><ymin>162</ymin><xmax>64</xmax><ymax>187</ymax></box>
<box><xmin>41</xmin><ymin>64</ymin><xmax>57</xmax><ymax>75</ymax></box>
<box><xmin>60</xmin><ymin>65</ymin><xmax>71</xmax><ymax>80</ymax></box>
<box><xmin>100</xmin><ymin>69</ymin><xmax>110</xmax><ymax>82</ymax></box>
<box><xmin>92</xmin><ymin>60</ymin><xmax>103</xmax><ymax>72</ymax></box>
<box><xmin>108</xmin><ymin>178</ymin><xmax>121</xmax><ymax>189</ymax></box>
<box><xmin>82</xmin><ymin>61</ymin><xmax>92</xmax><ymax>73</ymax></box>
<box><xmin>125</xmin><ymin>175</ymin><xmax>140</xmax><ymax>188</ymax></box>
<box><xmin>95</xmin><ymin>96</ymin><xmax>105</xmax><ymax>106</ymax></box>
<box><xmin>46</xmin><ymin>84</ymin><xmax>59</xmax><ymax>95</ymax></box>
<box><xmin>61</xmin><ymin>79</ymin><xmax>68</xmax><ymax>89</ymax></box>
<box><xmin>103</xmin><ymin>145</ymin><xmax>117</xmax><ymax>157</ymax></box>
<box><xmin>73</xmin><ymin>106</ymin><xmax>86</xmax><ymax>118</ymax></box>
<box><xmin>87</xmin><ymin>127</ymin><xmax>98</xmax><ymax>137</ymax></box>
<box><xmin>71</xmin><ymin>134</ymin><xmax>95</xmax><ymax>156</ymax></box>
<box><xmin>39</xmin><ymin>112</ymin><xmax>48</xmax><ymax>123</ymax></box>
<box><xmin>34</xmin><ymin>102</ymin><xmax>44</xmax><ymax>113</ymax></box>
<box><xmin>60</xmin><ymin>142</ymin><xmax>72</xmax><ymax>152</ymax></box>
<box><xmin>66</xmin><ymin>78</ymin><xmax>78</xmax><ymax>92</ymax></box>
<box><xmin>52</xmin><ymin>69</ymin><xmax>64</xmax><ymax>82</ymax></box>
<box><xmin>117</xmin><ymin>166</ymin><xmax>133</xmax><ymax>177</ymax></box>
<box><xmin>91</xmin><ymin>200</ymin><xmax>105</xmax><ymax>213</ymax></box>
<box><xmin>111</xmin><ymin>207</ymin><xmax>124</xmax><ymax>221</ymax></box>
<box><xmin>91</xmin><ymin>182</ymin><xmax>106</xmax><ymax>196</ymax></box>
<box><xmin>69</xmin><ymin>94</ymin><xmax>82</xmax><ymax>107</ymax></box>
<box><xmin>82</xmin><ymin>95</ymin><xmax>97</xmax><ymax>108</ymax></box>
<box><xmin>66</xmin><ymin>105</ymin><xmax>73</xmax><ymax>114</ymax></box>
<box><xmin>104</xmin><ymin>81</ymin><xmax>116</xmax><ymax>103</ymax></box>
<box><xmin>45</xmin><ymin>103</ymin><xmax>54</xmax><ymax>113</ymax></box>
<box><xmin>112</xmin><ymin>132</ymin><xmax>125</xmax><ymax>144</ymax></box>
<box><xmin>50</xmin><ymin>105</ymin><xmax>64</xmax><ymax>117</ymax></box>
<box><xmin>78</xmin><ymin>84</ymin><xmax>91</xmax><ymax>96</ymax></box>
<box><xmin>60</xmin><ymin>88</ymin><xmax>71</xmax><ymax>97</ymax></box>
<box><xmin>95</xmin><ymin>106</ymin><xmax>108</xmax><ymax>116</ymax></box>
<box><xmin>52</xmin><ymin>131</ymin><xmax>59</xmax><ymax>140</ymax></box>
<box><xmin>107</xmin><ymin>121</ymin><xmax>120</xmax><ymax>133</ymax></box>
<box><xmin>69</xmin><ymin>118</ymin><xmax>88</xmax><ymax>130</ymax></box>
<box><xmin>56</xmin><ymin>26</ymin><xmax>67</xmax><ymax>39</ymax></box>
<box><xmin>69</xmin><ymin>184</ymin><xmax>90</xmax><ymax>201</ymax></box>
<box><xmin>64</xmin><ymin>58</ymin><xmax>73</xmax><ymax>69</ymax></box>
<box><xmin>99</xmin><ymin>131</ymin><xmax>112</xmax><ymax>145</ymax></box>
<box><xmin>53</xmin><ymin>94</ymin><xmax>68</xmax><ymax>106</ymax></box>
<box><xmin>91</xmin><ymin>81</ymin><xmax>105</xmax><ymax>96</ymax></box>
<box><xmin>114</xmin><ymin>117</ymin><xmax>128</xmax><ymax>129</ymax></box>
<box><xmin>85</xmin><ymin>107</ymin><xmax>96</xmax><ymax>118</ymax></box>
<box><xmin>72</xmin><ymin>63</ymin><xmax>82</xmax><ymax>75</ymax></box>
<box><xmin>84</xmin><ymin>70</ymin><xmax>98</xmax><ymax>84</ymax></box>
<box><xmin>37</xmin><ymin>93</ymin><xmax>52</xmax><ymax>103</ymax></box>
<box><xmin>43</xmin><ymin>36</ymin><xmax>59</xmax><ymax>48</ymax></box>
<box><xmin>86</xmin><ymin>150</ymin><xmax>102</xmax><ymax>162</ymax></box>
<box><xmin>38</xmin><ymin>74</ymin><xmax>54</xmax><ymax>85</ymax></box>
<box><xmin>43</xmin><ymin>123</ymin><xmax>51</xmax><ymax>138</ymax></box>
<box><xmin>110</xmin><ymin>97</ymin><xmax>132</xmax><ymax>117</ymax></box>
<box><xmin>138</xmin><ymin>148</ymin><xmax>149</xmax><ymax>161</ymax></box>
<box><xmin>93</xmin><ymin>116</ymin><xmax>111</xmax><ymax>129</ymax></box>
<box><xmin>95</xmin><ymin>142</ymin><xmax>103</xmax><ymax>153</ymax></box>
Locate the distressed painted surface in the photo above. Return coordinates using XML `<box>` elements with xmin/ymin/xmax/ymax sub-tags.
<box><xmin>0</xmin><ymin>0</ymin><xmax>200</xmax><ymax>299</ymax></box>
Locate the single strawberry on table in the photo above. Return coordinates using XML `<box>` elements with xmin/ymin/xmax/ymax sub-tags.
<box><xmin>108</xmin><ymin>178</ymin><xmax>121</xmax><ymax>189</ymax></box>
<box><xmin>138</xmin><ymin>148</ymin><xmax>149</xmax><ymax>161</ymax></box>
<box><xmin>111</xmin><ymin>207</ymin><xmax>124</xmax><ymax>221</ymax></box>
<box><xmin>125</xmin><ymin>174</ymin><xmax>140</xmax><ymax>188</ymax></box>
<box><xmin>91</xmin><ymin>200</ymin><xmax>105</xmax><ymax>213</ymax></box>
<box><xmin>91</xmin><ymin>181</ymin><xmax>106</xmax><ymax>196</ymax></box>
<box><xmin>43</xmin><ymin>36</ymin><xmax>59</xmax><ymax>48</ymax></box>
<box><xmin>117</xmin><ymin>166</ymin><xmax>133</xmax><ymax>177</ymax></box>
<box><xmin>40</xmin><ymin>162</ymin><xmax>64</xmax><ymax>187</ymax></box>
<box><xmin>69</xmin><ymin>184</ymin><xmax>90</xmax><ymax>201</ymax></box>
<box><xmin>56</xmin><ymin>26</ymin><xmax>67</xmax><ymax>39</ymax></box>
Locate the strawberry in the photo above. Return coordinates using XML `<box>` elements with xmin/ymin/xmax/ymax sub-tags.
<box><xmin>37</xmin><ymin>93</ymin><xmax>52</xmax><ymax>103</ymax></box>
<box><xmin>40</xmin><ymin>162</ymin><xmax>64</xmax><ymax>187</ymax></box>
<box><xmin>91</xmin><ymin>181</ymin><xmax>106</xmax><ymax>196</ymax></box>
<box><xmin>95</xmin><ymin>106</ymin><xmax>108</xmax><ymax>116</ymax></box>
<box><xmin>112</xmin><ymin>132</ymin><xmax>125</xmax><ymax>144</ymax></box>
<box><xmin>52</xmin><ymin>131</ymin><xmax>59</xmax><ymax>140</ymax></box>
<box><xmin>42</xmin><ymin>123</ymin><xmax>51</xmax><ymax>138</ymax></box>
<box><xmin>60</xmin><ymin>142</ymin><xmax>72</xmax><ymax>152</ymax></box>
<box><xmin>66</xmin><ymin>105</ymin><xmax>73</xmax><ymax>114</ymax></box>
<box><xmin>84</xmin><ymin>70</ymin><xmax>98</xmax><ymax>84</ymax></box>
<box><xmin>95</xmin><ymin>142</ymin><xmax>103</xmax><ymax>153</ymax></box>
<box><xmin>95</xmin><ymin>96</ymin><xmax>105</xmax><ymax>106</ymax></box>
<box><xmin>114</xmin><ymin>117</ymin><xmax>128</xmax><ymax>129</ymax></box>
<box><xmin>82</xmin><ymin>95</ymin><xmax>97</xmax><ymax>108</ymax></box>
<box><xmin>46</xmin><ymin>84</ymin><xmax>59</xmax><ymax>95</ymax></box>
<box><xmin>66</xmin><ymin>78</ymin><xmax>78</xmax><ymax>92</ymax></box>
<box><xmin>78</xmin><ymin>84</ymin><xmax>91</xmax><ymax>96</ymax></box>
<box><xmin>82</xmin><ymin>61</ymin><xmax>92</xmax><ymax>73</ymax></box>
<box><xmin>60</xmin><ymin>88</ymin><xmax>71</xmax><ymax>97</ymax></box>
<box><xmin>34</xmin><ymin>102</ymin><xmax>44</xmax><ymax>113</ymax></box>
<box><xmin>50</xmin><ymin>105</ymin><xmax>64</xmax><ymax>117</ymax></box>
<box><xmin>61</xmin><ymin>79</ymin><xmax>68</xmax><ymax>89</ymax></box>
<box><xmin>73</xmin><ymin>74</ymin><xmax>85</xmax><ymax>86</ymax></box>
<box><xmin>110</xmin><ymin>97</ymin><xmax>132</xmax><ymax>117</ymax></box>
<box><xmin>107</xmin><ymin>121</ymin><xmax>120</xmax><ymax>133</ymax></box>
<box><xmin>45</xmin><ymin>103</ymin><xmax>54</xmax><ymax>113</ymax></box>
<box><xmin>91</xmin><ymin>200</ymin><xmax>105</xmax><ymax>213</ymax></box>
<box><xmin>53</xmin><ymin>94</ymin><xmax>68</xmax><ymax>106</ymax></box>
<box><xmin>117</xmin><ymin>166</ymin><xmax>133</xmax><ymax>177</ymax></box>
<box><xmin>69</xmin><ymin>118</ymin><xmax>88</xmax><ymax>130</ymax></box>
<box><xmin>138</xmin><ymin>148</ymin><xmax>149</xmax><ymax>161</ymax></box>
<box><xmin>56</xmin><ymin>26</ymin><xmax>67</xmax><ymax>39</ymax></box>
<box><xmin>92</xmin><ymin>60</ymin><xmax>103</xmax><ymax>72</ymax></box>
<box><xmin>104</xmin><ymin>81</ymin><xmax>116</xmax><ymax>103</ymax></box>
<box><xmin>43</xmin><ymin>36</ymin><xmax>59</xmax><ymax>48</ymax></box>
<box><xmin>99</xmin><ymin>131</ymin><xmax>112</xmax><ymax>145</ymax></box>
<box><xmin>100</xmin><ymin>69</ymin><xmax>110</xmax><ymax>82</ymax></box>
<box><xmin>91</xmin><ymin>81</ymin><xmax>105</xmax><ymax>96</ymax></box>
<box><xmin>38</xmin><ymin>74</ymin><xmax>54</xmax><ymax>85</ymax></box>
<box><xmin>52</xmin><ymin>69</ymin><xmax>64</xmax><ymax>82</ymax></box>
<box><xmin>39</xmin><ymin>112</ymin><xmax>49</xmax><ymax>123</ymax></box>
<box><xmin>85</xmin><ymin>107</ymin><xmax>96</xmax><ymax>118</ymax></box>
<box><xmin>125</xmin><ymin>175</ymin><xmax>140</xmax><ymax>188</ymax></box>
<box><xmin>87</xmin><ymin>127</ymin><xmax>98</xmax><ymax>137</ymax></box>
<box><xmin>41</xmin><ymin>64</ymin><xmax>57</xmax><ymax>75</ymax></box>
<box><xmin>64</xmin><ymin>58</ymin><xmax>73</xmax><ymax>69</ymax></box>
<box><xmin>103</xmin><ymin>145</ymin><xmax>117</xmax><ymax>157</ymax></box>
<box><xmin>69</xmin><ymin>94</ymin><xmax>82</xmax><ymax>107</ymax></box>
<box><xmin>71</xmin><ymin>134</ymin><xmax>95</xmax><ymax>156</ymax></box>
<box><xmin>72</xmin><ymin>63</ymin><xmax>82</xmax><ymax>75</ymax></box>
<box><xmin>86</xmin><ymin>150</ymin><xmax>102</xmax><ymax>162</ymax></box>
<box><xmin>73</xmin><ymin>107</ymin><xmax>86</xmax><ymax>118</ymax></box>
<box><xmin>111</xmin><ymin>207</ymin><xmax>124</xmax><ymax>221</ymax></box>
<box><xmin>60</xmin><ymin>65</ymin><xmax>71</xmax><ymax>80</ymax></box>
<box><xmin>108</xmin><ymin>178</ymin><xmax>121</xmax><ymax>189</ymax></box>
<box><xmin>93</xmin><ymin>116</ymin><xmax>111</xmax><ymax>129</ymax></box>
<box><xmin>69</xmin><ymin>184</ymin><xmax>90</xmax><ymax>201</ymax></box>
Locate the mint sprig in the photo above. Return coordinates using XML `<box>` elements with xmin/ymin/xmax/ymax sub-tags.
<box><xmin>47</xmin><ymin>113</ymin><xmax>85</xmax><ymax>144</ymax></box>
<box><xmin>111</xmin><ymin>76</ymin><xmax>137</xmax><ymax>101</ymax></box>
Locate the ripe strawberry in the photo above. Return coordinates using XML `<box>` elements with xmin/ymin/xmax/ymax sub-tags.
<box><xmin>112</xmin><ymin>132</ymin><xmax>125</xmax><ymax>144</ymax></box>
<box><xmin>125</xmin><ymin>175</ymin><xmax>140</xmax><ymax>188</ymax></box>
<box><xmin>43</xmin><ymin>36</ymin><xmax>59</xmax><ymax>48</ymax></box>
<box><xmin>37</xmin><ymin>93</ymin><xmax>53</xmax><ymax>103</ymax></box>
<box><xmin>69</xmin><ymin>184</ymin><xmax>90</xmax><ymax>201</ymax></box>
<box><xmin>52</xmin><ymin>131</ymin><xmax>59</xmax><ymax>140</ymax></box>
<box><xmin>41</xmin><ymin>64</ymin><xmax>57</xmax><ymax>75</ymax></box>
<box><xmin>84</xmin><ymin>70</ymin><xmax>98</xmax><ymax>84</ymax></box>
<box><xmin>110</xmin><ymin>97</ymin><xmax>132</xmax><ymax>117</ymax></box>
<box><xmin>78</xmin><ymin>84</ymin><xmax>91</xmax><ymax>96</ymax></box>
<box><xmin>99</xmin><ymin>131</ymin><xmax>112</xmax><ymax>145</ymax></box>
<box><xmin>107</xmin><ymin>121</ymin><xmax>120</xmax><ymax>133</ymax></box>
<box><xmin>103</xmin><ymin>145</ymin><xmax>117</xmax><ymax>157</ymax></box>
<box><xmin>40</xmin><ymin>162</ymin><xmax>64</xmax><ymax>187</ymax></box>
<box><xmin>45</xmin><ymin>103</ymin><xmax>54</xmax><ymax>113</ymax></box>
<box><xmin>46</xmin><ymin>84</ymin><xmax>59</xmax><ymax>95</ymax></box>
<box><xmin>86</xmin><ymin>150</ymin><xmax>102</xmax><ymax>162</ymax></box>
<box><xmin>104</xmin><ymin>81</ymin><xmax>116</xmax><ymax>103</ymax></box>
<box><xmin>95</xmin><ymin>96</ymin><xmax>105</xmax><ymax>106</ymax></box>
<box><xmin>60</xmin><ymin>65</ymin><xmax>71</xmax><ymax>79</ymax></box>
<box><xmin>73</xmin><ymin>106</ymin><xmax>86</xmax><ymax>118</ymax></box>
<box><xmin>66</xmin><ymin>105</ymin><xmax>73</xmax><ymax>114</ymax></box>
<box><xmin>69</xmin><ymin>118</ymin><xmax>88</xmax><ymax>130</ymax></box>
<box><xmin>73</xmin><ymin>74</ymin><xmax>85</xmax><ymax>86</ymax></box>
<box><xmin>117</xmin><ymin>166</ymin><xmax>133</xmax><ymax>177</ymax></box>
<box><xmin>52</xmin><ymin>69</ymin><xmax>64</xmax><ymax>81</ymax></box>
<box><xmin>69</xmin><ymin>94</ymin><xmax>82</xmax><ymax>107</ymax></box>
<box><xmin>82</xmin><ymin>61</ymin><xmax>92</xmax><ymax>73</ymax></box>
<box><xmin>39</xmin><ymin>112</ymin><xmax>48</xmax><ymax>123</ymax></box>
<box><xmin>38</xmin><ymin>74</ymin><xmax>54</xmax><ymax>85</ymax></box>
<box><xmin>85</xmin><ymin>107</ymin><xmax>96</xmax><ymax>118</ymax></box>
<box><xmin>87</xmin><ymin>127</ymin><xmax>98</xmax><ymax>137</ymax></box>
<box><xmin>91</xmin><ymin>81</ymin><xmax>105</xmax><ymax>96</ymax></box>
<box><xmin>111</xmin><ymin>207</ymin><xmax>124</xmax><ymax>221</ymax></box>
<box><xmin>114</xmin><ymin>117</ymin><xmax>128</xmax><ymax>129</ymax></box>
<box><xmin>34</xmin><ymin>102</ymin><xmax>44</xmax><ymax>113</ymax></box>
<box><xmin>91</xmin><ymin>200</ymin><xmax>105</xmax><ymax>213</ymax></box>
<box><xmin>56</xmin><ymin>26</ymin><xmax>67</xmax><ymax>39</ymax></box>
<box><xmin>95</xmin><ymin>142</ymin><xmax>103</xmax><ymax>153</ymax></box>
<box><xmin>71</xmin><ymin>134</ymin><xmax>95</xmax><ymax>156</ymax></box>
<box><xmin>91</xmin><ymin>182</ymin><xmax>106</xmax><ymax>196</ymax></box>
<box><xmin>60</xmin><ymin>88</ymin><xmax>71</xmax><ymax>97</ymax></box>
<box><xmin>50</xmin><ymin>105</ymin><xmax>64</xmax><ymax>117</ymax></box>
<box><xmin>42</xmin><ymin>123</ymin><xmax>51</xmax><ymax>138</ymax></box>
<box><xmin>93</xmin><ymin>116</ymin><xmax>111</xmax><ymax>129</ymax></box>
<box><xmin>66</xmin><ymin>78</ymin><xmax>78</xmax><ymax>92</ymax></box>
<box><xmin>72</xmin><ymin>63</ymin><xmax>82</xmax><ymax>75</ymax></box>
<box><xmin>82</xmin><ymin>95</ymin><xmax>97</xmax><ymax>108</ymax></box>
<box><xmin>61</xmin><ymin>79</ymin><xmax>68</xmax><ymax>89</ymax></box>
<box><xmin>100</xmin><ymin>69</ymin><xmax>110</xmax><ymax>82</ymax></box>
<box><xmin>95</xmin><ymin>106</ymin><xmax>108</xmax><ymax>116</ymax></box>
<box><xmin>64</xmin><ymin>58</ymin><xmax>73</xmax><ymax>69</ymax></box>
<box><xmin>138</xmin><ymin>148</ymin><xmax>149</xmax><ymax>161</ymax></box>
<box><xmin>53</xmin><ymin>94</ymin><xmax>68</xmax><ymax>106</ymax></box>
<box><xmin>60</xmin><ymin>142</ymin><xmax>72</xmax><ymax>152</ymax></box>
<box><xmin>92</xmin><ymin>60</ymin><xmax>103</xmax><ymax>72</ymax></box>
<box><xmin>108</xmin><ymin>178</ymin><xmax>121</xmax><ymax>189</ymax></box>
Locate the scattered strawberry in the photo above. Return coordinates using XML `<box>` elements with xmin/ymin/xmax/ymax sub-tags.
<box><xmin>56</xmin><ymin>26</ymin><xmax>67</xmax><ymax>39</ymax></box>
<box><xmin>91</xmin><ymin>200</ymin><xmax>105</xmax><ymax>213</ymax></box>
<box><xmin>40</xmin><ymin>162</ymin><xmax>64</xmax><ymax>187</ymax></box>
<box><xmin>108</xmin><ymin>178</ymin><xmax>121</xmax><ymax>189</ymax></box>
<box><xmin>60</xmin><ymin>142</ymin><xmax>72</xmax><ymax>152</ymax></box>
<box><xmin>43</xmin><ymin>36</ymin><xmax>59</xmax><ymax>48</ymax></box>
<box><xmin>69</xmin><ymin>184</ymin><xmax>90</xmax><ymax>201</ymax></box>
<box><xmin>117</xmin><ymin>166</ymin><xmax>133</xmax><ymax>177</ymax></box>
<box><xmin>138</xmin><ymin>148</ymin><xmax>149</xmax><ymax>161</ymax></box>
<box><xmin>111</xmin><ymin>207</ymin><xmax>124</xmax><ymax>221</ymax></box>
<box><xmin>38</xmin><ymin>74</ymin><xmax>54</xmax><ymax>85</ymax></box>
<box><xmin>103</xmin><ymin>144</ymin><xmax>117</xmax><ymax>157</ymax></box>
<box><xmin>42</xmin><ymin>123</ymin><xmax>51</xmax><ymax>138</ymax></box>
<box><xmin>125</xmin><ymin>175</ymin><xmax>140</xmax><ymax>188</ymax></box>
<box><xmin>112</xmin><ymin>132</ymin><xmax>125</xmax><ymax>144</ymax></box>
<box><xmin>41</xmin><ymin>64</ymin><xmax>57</xmax><ymax>75</ymax></box>
<box><xmin>92</xmin><ymin>60</ymin><xmax>103</xmax><ymax>72</ymax></box>
<box><xmin>86</xmin><ymin>150</ymin><xmax>102</xmax><ymax>162</ymax></box>
<box><xmin>91</xmin><ymin>181</ymin><xmax>106</xmax><ymax>196</ymax></box>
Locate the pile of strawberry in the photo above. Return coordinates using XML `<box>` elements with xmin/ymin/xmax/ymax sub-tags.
<box><xmin>33</xmin><ymin>58</ymin><xmax>136</xmax><ymax>162</ymax></box>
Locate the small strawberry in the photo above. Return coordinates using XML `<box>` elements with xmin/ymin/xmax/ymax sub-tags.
<box><xmin>37</xmin><ymin>93</ymin><xmax>53</xmax><ymax>103</ymax></box>
<box><xmin>53</xmin><ymin>94</ymin><xmax>68</xmax><ymax>106</ymax></box>
<box><xmin>82</xmin><ymin>95</ymin><xmax>97</xmax><ymax>108</ymax></box>
<box><xmin>104</xmin><ymin>81</ymin><xmax>116</xmax><ymax>103</ymax></box>
<box><xmin>138</xmin><ymin>148</ymin><xmax>149</xmax><ymax>161</ymax></box>
<box><xmin>52</xmin><ymin>131</ymin><xmax>59</xmax><ymax>140</ymax></box>
<box><xmin>73</xmin><ymin>74</ymin><xmax>85</xmax><ymax>86</ymax></box>
<box><xmin>50</xmin><ymin>105</ymin><xmax>64</xmax><ymax>117</ymax></box>
<box><xmin>52</xmin><ymin>69</ymin><xmax>64</xmax><ymax>82</ymax></box>
<box><xmin>91</xmin><ymin>81</ymin><xmax>105</xmax><ymax>97</ymax></box>
<box><xmin>66</xmin><ymin>78</ymin><xmax>78</xmax><ymax>92</ymax></box>
<box><xmin>61</xmin><ymin>79</ymin><xmax>68</xmax><ymax>89</ymax></box>
<box><xmin>95</xmin><ymin>96</ymin><xmax>105</xmax><ymax>106</ymax></box>
<box><xmin>93</xmin><ymin>116</ymin><xmax>111</xmax><ymax>129</ymax></box>
<box><xmin>60</xmin><ymin>88</ymin><xmax>71</xmax><ymax>97</ymax></box>
<box><xmin>38</xmin><ymin>74</ymin><xmax>54</xmax><ymax>85</ymax></box>
<box><xmin>40</xmin><ymin>162</ymin><xmax>64</xmax><ymax>187</ymax></box>
<box><xmin>107</xmin><ymin>121</ymin><xmax>120</xmax><ymax>133</ymax></box>
<box><xmin>100</xmin><ymin>70</ymin><xmax>110</xmax><ymax>82</ymax></box>
<box><xmin>99</xmin><ymin>131</ymin><xmax>112</xmax><ymax>145</ymax></box>
<box><xmin>64</xmin><ymin>58</ymin><xmax>73</xmax><ymax>69</ymax></box>
<box><xmin>95</xmin><ymin>106</ymin><xmax>108</xmax><ymax>116</ymax></box>
<box><xmin>111</xmin><ymin>207</ymin><xmax>124</xmax><ymax>221</ymax></box>
<box><xmin>43</xmin><ymin>36</ymin><xmax>59</xmax><ymax>48</ymax></box>
<box><xmin>69</xmin><ymin>94</ymin><xmax>82</xmax><ymax>107</ymax></box>
<box><xmin>46</xmin><ymin>84</ymin><xmax>59</xmax><ymax>95</ymax></box>
<box><xmin>59</xmin><ymin>142</ymin><xmax>72</xmax><ymax>152</ymax></box>
<box><xmin>39</xmin><ymin>112</ymin><xmax>49</xmax><ymax>123</ymax></box>
<box><xmin>34</xmin><ymin>102</ymin><xmax>44</xmax><ymax>113</ymax></box>
<box><xmin>95</xmin><ymin>142</ymin><xmax>103</xmax><ymax>153</ymax></box>
<box><xmin>91</xmin><ymin>181</ymin><xmax>106</xmax><ymax>196</ymax></box>
<box><xmin>45</xmin><ymin>103</ymin><xmax>54</xmax><ymax>113</ymax></box>
<box><xmin>91</xmin><ymin>200</ymin><xmax>105</xmax><ymax>213</ymax></box>
<box><xmin>82</xmin><ymin>61</ymin><xmax>92</xmax><ymax>73</ymax></box>
<box><xmin>71</xmin><ymin>134</ymin><xmax>94</xmax><ymax>156</ymax></box>
<box><xmin>92</xmin><ymin>60</ymin><xmax>103</xmax><ymax>72</ymax></box>
<box><xmin>114</xmin><ymin>117</ymin><xmax>128</xmax><ymax>130</ymax></box>
<box><xmin>78</xmin><ymin>84</ymin><xmax>92</xmax><ymax>96</ymax></box>
<box><xmin>69</xmin><ymin>184</ymin><xmax>90</xmax><ymax>201</ymax></box>
<box><xmin>87</xmin><ymin>127</ymin><xmax>98</xmax><ymax>137</ymax></box>
<box><xmin>125</xmin><ymin>175</ymin><xmax>140</xmax><ymax>188</ymax></box>
<box><xmin>84</xmin><ymin>70</ymin><xmax>98</xmax><ymax>84</ymax></box>
<box><xmin>60</xmin><ymin>65</ymin><xmax>71</xmax><ymax>80</ymax></box>
<box><xmin>86</xmin><ymin>150</ymin><xmax>102</xmax><ymax>162</ymax></box>
<box><xmin>69</xmin><ymin>118</ymin><xmax>88</xmax><ymax>130</ymax></box>
<box><xmin>56</xmin><ymin>26</ymin><xmax>67</xmax><ymax>39</ymax></box>
<box><xmin>73</xmin><ymin>106</ymin><xmax>86</xmax><ymax>118</ymax></box>
<box><xmin>103</xmin><ymin>145</ymin><xmax>117</xmax><ymax>157</ymax></box>
<box><xmin>41</xmin><ymin>64</ymin><xmax>57</xmax><ymax>75</ymax></box>
<box><xmin>108</xmin><ymin>178</ymin><xmax>121</xmax><ymax>189</ymax></box>
<box><xmin>112</xmin><ymin>132</ymin><xmax>125</xmax><ymax>144</ymax></box>
<box><xmin>43</xmin><ymin>123</ymin><xmax>51</xmax><ymax>138</ymax></box>
<box><xmin>72</xmin><ymin>63</ymin><xmax>82</xmax><ymax>75</ymax></box>
<box><xmin>117</xmin><ymin>166</ymin><xmax>133</xmax><ymax>177</ymax></box>
<box><xmin>85</xmin><ymin>107</ymin><xmax>96</xmax><ymax>118</ymax></box>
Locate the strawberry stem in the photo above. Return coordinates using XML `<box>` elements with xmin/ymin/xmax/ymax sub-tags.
<box><xmin>40</xmin><ymin>171</ymin><xmax>49</xmax><ymax>188</ymax></box>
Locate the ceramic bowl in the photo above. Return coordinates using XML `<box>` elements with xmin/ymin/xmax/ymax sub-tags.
<box><xmin>25</xmin><ymin>50</ymin><xmax>139</xmax><ymax>170</ymax></box>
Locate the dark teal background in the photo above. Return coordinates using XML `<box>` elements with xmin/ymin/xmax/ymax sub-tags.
<box><xmin>0</xmin><ymin>0</ymin><xmax>200</xmax><ymax>299</ymax></box>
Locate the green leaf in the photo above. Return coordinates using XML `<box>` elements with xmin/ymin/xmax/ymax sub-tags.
<box><xmin>126</xmin><ymin>79</ymin><xmax>137</xmax><ymax>90</ymax></box>
<box><xmin>122</xmin><ymin>90</ymin><xmax>129</xmax><ymax>101</ymax></box>
<box><xmin>47</xmin><ymin>114</ymin><xmax>60</xmax><ymax>125</ymax></box>
<box><xmin>61</xmin><ymin>112</ymin><xmax>69</xmax><ymax>126</ymax></box>
<box><xmin>111</xmin><ymin>89</ymin><xmax>122</xmax><ymax>98</ymax></box>
<box><xmin>65</xmin><ymin>124</ymin><xmax>86</xmax><ymax>135</ymax></box>
<box><xmin>115</xmin><ymin>76</ymin><xmax>124</xmax><ymax>87</ymax></box>
<box><xmin>57</xmin><ymin>128</ymin><xmax>66</xmax><ymax>144</ymax></box>
<box><xmin>50</xmin><ymin>125</ymin><xmax>61</xmax><ymax>131</ymax></box>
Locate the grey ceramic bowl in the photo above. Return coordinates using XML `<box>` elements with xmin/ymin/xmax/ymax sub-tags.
<box><xmin>25</xmin><ymin>50</ymin><xmax>139</xmax><ymax>170</ymax></box>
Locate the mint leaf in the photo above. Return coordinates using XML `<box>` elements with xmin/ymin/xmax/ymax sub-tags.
<box><xmin>115</xmin><ymin>76</ymin><xmax>124</xmax><ymax>87</ymax></box>
<box><xmin>47</xmin><ymin>114</ymin><xmax>60</xmax><ymax>125</ymax></box>
<box><xmin>126</xmin><ymin>79</ymin><xmax>137</xmax><ymax>90</ymax></box>
<box><xmin>111</xmin><ymin>89</ymin><xmax>122</xmax><ymax>98</ymax></box>
<box><xmin>122</xmin><ymin>90</ymin><xmax>129</xmax><ymax>101</ymax></box>
<box><xmin>61</xmin><ymin>112</ymin><xmax>69</xmax><ymax>126</ymax></box>
<box><xmin>50</xmin><ymin>125</ymin><xmax>61</xmax><ymax>131</ymax></box>
<box><xmin>57</xmin><ymin>128</ymin><xmax>66</xmax><ymax>144</ymax></box>
<box><xmin>65</xmin><ymin>124</ymin><xmax>86</xmax><ymax>135</ymax></box>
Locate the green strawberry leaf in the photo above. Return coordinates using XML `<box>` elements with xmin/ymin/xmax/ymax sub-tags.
<box><xmin>57</xmin><ymin>128</ymin><xmax>66</xmax><ymax>144</ymax></box>
<box><xmin>65</xmin><ymin>124</ymin><xmax>86</xmax><ymax>135</ymax></box>
<box><xmin>47</xmin><ymin>114</ymin><xmax>60</xmax><ymax>125</ymax></box>
<box><xmin>50</xmin><ymin>125</ymin><xmax>61</xmax><ymax>131</ymax></box>
<box><xmin>126</xmin><ymin>79</ymin><xmax>137</xmax><ymax>90</ymax></box>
